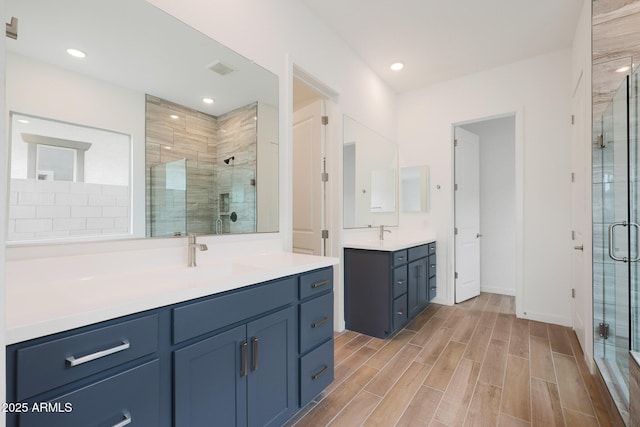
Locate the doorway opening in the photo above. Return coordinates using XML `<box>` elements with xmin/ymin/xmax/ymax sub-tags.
<box><xmin>453</xmin><ymin>115</ymin><xmax>517</xmax><ymax>303</ymax></box>
<box><xmin>292</xmin><ymin>69</ymin><xmax>338</xmax><ymax>256</ymax></box>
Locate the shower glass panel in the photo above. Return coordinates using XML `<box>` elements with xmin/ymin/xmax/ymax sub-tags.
<box><xmin>149</xmin><ymin>159</ymin><xmax>187</xmax><ymax>237</ymax></box>
<box><xmin>593</xmin><ymin>72</ymin><xmax>635</xmax><ymax>416</ymax></box>
<box><xmin>215</xmin><ymin>166</ymin><xmax>256</xmax><ymax>234</ymax></box>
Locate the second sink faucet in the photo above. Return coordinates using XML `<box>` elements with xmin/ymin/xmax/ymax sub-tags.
<box><xmin>379</xmin><ymin>225</ymin><xmax>391</xmax><ymax>241</ymax></box>
<box><xmin>188</xmin><ymin>233</ymin><xmax>208</xmax><ymax>267</ymax></box>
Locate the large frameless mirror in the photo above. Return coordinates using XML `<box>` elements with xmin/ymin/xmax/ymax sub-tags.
<box><xmin>343</xmin><ymin>116</ymin><xmax>398</xmax><ymax>228</ymax></box>
<box><xmin>6</xmin><ymin>0</ymin><xmax>279</xmax><ymax>244</ymax></box>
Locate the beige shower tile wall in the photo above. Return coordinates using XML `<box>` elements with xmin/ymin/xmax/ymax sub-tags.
<box><xmin>145</xmin><ymin>95</ymin><xmax>218</xmax><ymax>236</ymax></box>
<box><xmin>145</xmin><ymin>96</ymin><xmax>258</xmax><ymax>236</ymax></box>
<box><xmin>215</xmin><ymin>103</ymin><xmax>258</xmax><ymax>234</ymax></box>
<box><xmin>593</xmin><ymin>0</ymin><xmax>640</xmax><ymax>121</ymax></box>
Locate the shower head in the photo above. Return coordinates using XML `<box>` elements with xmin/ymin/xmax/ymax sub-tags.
<box><xmin>223</xmin><ymin>156</ymin><xmax>235</xmax><ymax>164</ymax></box>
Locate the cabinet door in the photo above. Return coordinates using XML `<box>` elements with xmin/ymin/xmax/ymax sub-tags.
<box><xmin>417</xmin><ymin>258</ymin><xmax>429</xmax><ymax>308</ymax></box>
<box><xmin>174</xmin><ymin>325</ymin><xmax>247</xmax><ymax>427</ymax></box>
<box><xmin>247</xmin><ymin>307</ymin><xmax>297</xmax><ymax>427</ymax></box>
<box><xmin>408</xmin><ymin>259</ymin><xmax>427</xmax><ymax>317</ymax></box>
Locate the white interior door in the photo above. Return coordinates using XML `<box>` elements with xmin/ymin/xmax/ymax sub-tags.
<box><xmin>571</xmin><ymin>74</ymin><xmax>587</xmax><ymax>350</ymax></box>
<box><xmin>292</xmin><ymin>99</ymin><xmax>324</xmax><ymax>255</ymax></box>
<box><xmin>455</xmin><ymin>127</ymin><xmax>481</xmax><ymax>303</ymax></box>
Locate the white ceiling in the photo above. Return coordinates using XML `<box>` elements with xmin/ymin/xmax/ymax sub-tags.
<box><xmin>302</xmin><ymin>0</ymin><xmax>584</xmax><ymax>93</ymax></box>
<box><xmin>7</xmin><ymin>0</ymin><xmax>279</xmax><ymax>116</ymax></box>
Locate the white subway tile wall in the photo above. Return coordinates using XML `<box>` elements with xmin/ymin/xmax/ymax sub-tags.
<box><xmin>8</xmin><ymin>178</ymin><xmax>130</xmax><ymax>241</ymax></box>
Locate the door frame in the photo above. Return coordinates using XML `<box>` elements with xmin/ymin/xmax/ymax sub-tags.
<box><xmin>291</xmin><ymin>64</ymin><xmax>344</xmax><ymax>330</ymax></box>
<box><xmin>450</xmin><ymin>110</ymin><xmax>524</xmax><ymax>314</ymax></box>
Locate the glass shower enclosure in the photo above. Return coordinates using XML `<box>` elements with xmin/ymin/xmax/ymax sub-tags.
<box><xmin>593</xmin><ymin>65</ymin><xmax>639</xmax><ymax>420</ymax></box>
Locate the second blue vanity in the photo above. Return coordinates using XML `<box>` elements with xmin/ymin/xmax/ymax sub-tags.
<box><xmin>344</xmin><ymin>240</ymin><xmax>436</xmax><ymax>338</ymax></box>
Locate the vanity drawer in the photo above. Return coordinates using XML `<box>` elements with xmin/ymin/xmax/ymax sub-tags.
<box><xmin>300</xmin><ymin>339</ymin><xmax>334</xmax><ymax>406</ymax></box>
<box><xmin>393</xmin><ymin>266</ymin><xmax>408</xmax><ymax>298</ymax></box>
<box><xmin>428</xmin><ymin>256</ymin><xmax>437</xmax><ymax>278</ymax></box>
<box><xmin>300</xmin><ymin>292</ymin><xmax>334</xmax><ymax>353</ymax></box>
<box><xmin>393</xmin><ymin>294</ymin><xmax>408</xmax><ymax>330</ymax></box>
<box><xmin>19</xmin><ymin>360</ymin><xmax>160</xmax><ymax>427</ymax></box>
<box><xmin>15</xmin><ymin>315</ymin><xmax>158</xmax><ymax>400</ymax></box>
<box><xmin>299</xmin><ymin>268</ymin><xmax>333</xmax><ymax>300</ymax></box>
<box><xmin>408</xmin><ymin>244</ymin><xmax>429</xmax><ymax>261</ymax></box>
<box><xmin>173</xmin><ymin>277</ymin><xmax>296</xmax><ymax>344</ymax></box>
<box><xmin>392</xmin><ymin>250</ymin><xmax>408</xmax><ymax>266</ymax></box>
<box><xmin>428</xmin><ymin>242</ymin><xmax>436</xmax><ymax>255</ymax></box>
<box><xmin>429</xmin><ymin>276</ymin><xmax>437</xmax><ymax>301</ymax></box>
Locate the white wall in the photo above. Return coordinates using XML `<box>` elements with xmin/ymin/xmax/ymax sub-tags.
<box><xmin>398</xmin><ymin>49</ymin><xmax>573</xmax><ymax>326</ymax></box>
<box><xmin>6</xmin><ymin>53</ymin><xmax>145</xmax><ymax>237</ymax></box>
<box><xmin>461</xmin><ymin>116</ymin><xmax>517</xmax><ymax>296</ymax></box>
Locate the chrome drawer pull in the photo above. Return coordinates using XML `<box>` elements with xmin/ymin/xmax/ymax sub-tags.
<box><xmin>311</xmin><ymin>365</ymin><xmax>329</xmax><ymax>380</ymax></box>
<box><xmin>112</xmin><ymin>411</ymin><xmax>132</xmax><ymax>427</ymax></box>
<box><xmin>65</xmin><ymin>340</ymin><xmax>130</xmax><ymax>367</ymax></box>
<box><xmin>311</xmin><ymin>316</ymin><xmax>330</xmax><ymax>328</ymax></box>
<box><xmin>397</xmin><ymin>311</ymin><xmax>404</xmax><ymax>315</ymax></box>
<box><xmin>397</xmin><ymin>279</ymin><xmax>406</xmax><ymax>285</ymax></box>
<box><xmin>397</xmin><ymin>256</ymin><xmax>405</xmax><ymax>261</ymax></box>
<box><xmin>311</xmin><ymin>279</ymin><xmax>329</xmax><ymax>289</ymax></box>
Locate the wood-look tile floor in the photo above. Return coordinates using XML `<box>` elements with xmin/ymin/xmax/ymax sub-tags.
<box><xmin>287</xmin><ymin>292</ymin><xmax>619</xmax><ymax>427</ymax></box>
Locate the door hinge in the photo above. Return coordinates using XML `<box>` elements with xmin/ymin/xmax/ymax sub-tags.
<box><xmin>321</xmin><ymin>172</ymin><xmax>329</xmax><ymax>182</ymax></box>
<box><xmin>571</xmin><ymin>288</ymin><xmax>575</xmax><ymax>298</ymax></box>
<box><xmin>454</xmin><ymin>183</ymin><xmax>458</xmax><ymax>191</ymax></box>
<box><xmin>571</xmin><ymin>172</ymin><xmax>575</xmax><ymax>183</ymax></box>
<box><xmin>454</xmin><ymin>227</ymin><xmax>458</xmax><ymax>235</ymax></box>
<box><xmin>571</xmin><ymin>230</ymin><xmax>575</xmax><ymax>240</ymax></box>
<box><xmin>598</xmin><ymin>322</ymin><xmax>610</xmax><ymax>339</ymax></box>
<box><xmin>571</xmin><ymin>114</ymin><xmax>575</xmax><ymax>125</ymax></box>
<box><xmin>321</xmin><ymin>229</ymin><xmax>329</xmax><ymax>239</ymax></box>
<box><xmin>6</xmin><ymin>17</ymin><xmax>18</xmax><ymax>40</ymax></box>
<box><xmin>454</xmin><ymin>139</ymin><xmax>458</xmax><ymax>147</ymax></box>
<box><xmin>321</xmin><ymin>115</ymin><xmax>329</xmax><ymax>125</ymax></box>
<box><xmin>455</xmin><ymin>272</ymin><xmax>458</xmax><ymax>279</ymax></box>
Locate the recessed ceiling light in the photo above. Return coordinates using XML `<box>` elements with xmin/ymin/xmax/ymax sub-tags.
<box><xmin>170</xmin><ymin>114</ymin><xmax>179</xmax><ymax>119</ymax></box>
<box><xmin>164</xmin><ymin>146</ymin><xmax>172</xmax><ymax>150</ymax></box>
<box><xmin>17</xmin><ymin>119</ymin><xmax>29</xmax><ymax>124</ymax></box>
<box><xmin>202</xmin><ymin>97</ymin><xmax>214</xmax><ymax>104</ymax></box>
<box><xmin>66</xmin><ymin>48</ymin><xmax>87</xmax><ymax>58</ymax></box>
<box><xmin>616</xmin><ymin>66</ymin><xmax>631</xmax><ymax>73</ymax></box>
<box><xmin>390</xmin><ymin>62</ymin><xmax>404</xmax><ymax>71</ymax></box>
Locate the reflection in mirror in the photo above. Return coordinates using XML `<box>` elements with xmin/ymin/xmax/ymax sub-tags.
<box><xmin>6</xmin><ymin>0</ymin><xmax>279</xmax><ymax>244</ymax></box>
<box><xmin>8</xmin><ymin>113</ymin><xmax>131</xmax><ymax>242</ymax></box>
<box><xmin>401</xmin><ymin>166</ymin><xmax>429</xmax><ymax>213</ymax></box>
<box><xmin>343</xmin><ymin>116</ymin><xmax>398</xmax><ymax>228</ymax></box>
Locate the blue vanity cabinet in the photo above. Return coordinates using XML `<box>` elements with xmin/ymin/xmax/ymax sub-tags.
<box><xmin>5</xmin><ymin>313</ymin><xmax>161</xmax><ymax>427</ymax></box>
<box><xmin>174</xmin><ymin>307</ymin><xmax>297</xmax><ymax>427</ymax></box>
<box><xmin>173</xmin><ymin>277</ymin><xmax>298</xmax><ymax>427</ymax></box>
<box><xmin>6</xmin><ymin>267</ymin><xmax>335</xmax><ymax>427</ymax></box>
<box><xmin>345</xmin><ymin>242</ymin><xmax>435</xmax><ymax>339</ymax></box>
<box><xmin>298</xmin><ymin>268</ymin><xmax>334</xmax><ymax>407</ymax></box>
<box><xmin>428</xmin><ymin>242</ymin><xmax>437</xmax><ymax>301</ymax></box>
<box><xmin>408</xmin><ymin>244</ymin><xmax>430</xmax><ymax>317</ymax></box>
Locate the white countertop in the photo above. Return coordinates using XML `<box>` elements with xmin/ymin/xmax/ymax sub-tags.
<box><xmin>6</xmin><ymin>252</ymin><xmax>338</xmax><ymax>345</ymax></box>
<box><xmin>343</xmin><ymin>237</ymin><xmax>436</xmax><ymax>252</ymax></box>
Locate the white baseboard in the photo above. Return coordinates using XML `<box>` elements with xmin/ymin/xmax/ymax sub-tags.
<box><xmin>520</xmin><ymin>310</ymin><xmax>572</xmax><ymax>327</ymax></box>
<box><xmin>480</xmin><ymin>286</ymin><xmax>516</xmax><ymax>296</ymax></box>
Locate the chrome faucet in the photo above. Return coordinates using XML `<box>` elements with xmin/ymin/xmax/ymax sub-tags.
<box><xmin>379</xmin><ymin>225</ymin><xmax>391</xmax><ymax>241</ymax></box>
<box><xmin>187</xmin><ymin>233</ymin><xmax>208</xmax><ymax>267</ymax></box>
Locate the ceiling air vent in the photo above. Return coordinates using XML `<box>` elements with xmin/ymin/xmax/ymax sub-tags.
<box><xmin>207</xmin><ymin>60</ymin><xmax>235</xmax><ymax>76</ymax></box>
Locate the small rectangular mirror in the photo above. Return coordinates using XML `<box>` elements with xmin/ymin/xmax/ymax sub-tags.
<box><xmin>401</xmin><ymin>165</ymin><xmax>429</xmax><ymax>213</ymax></box>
